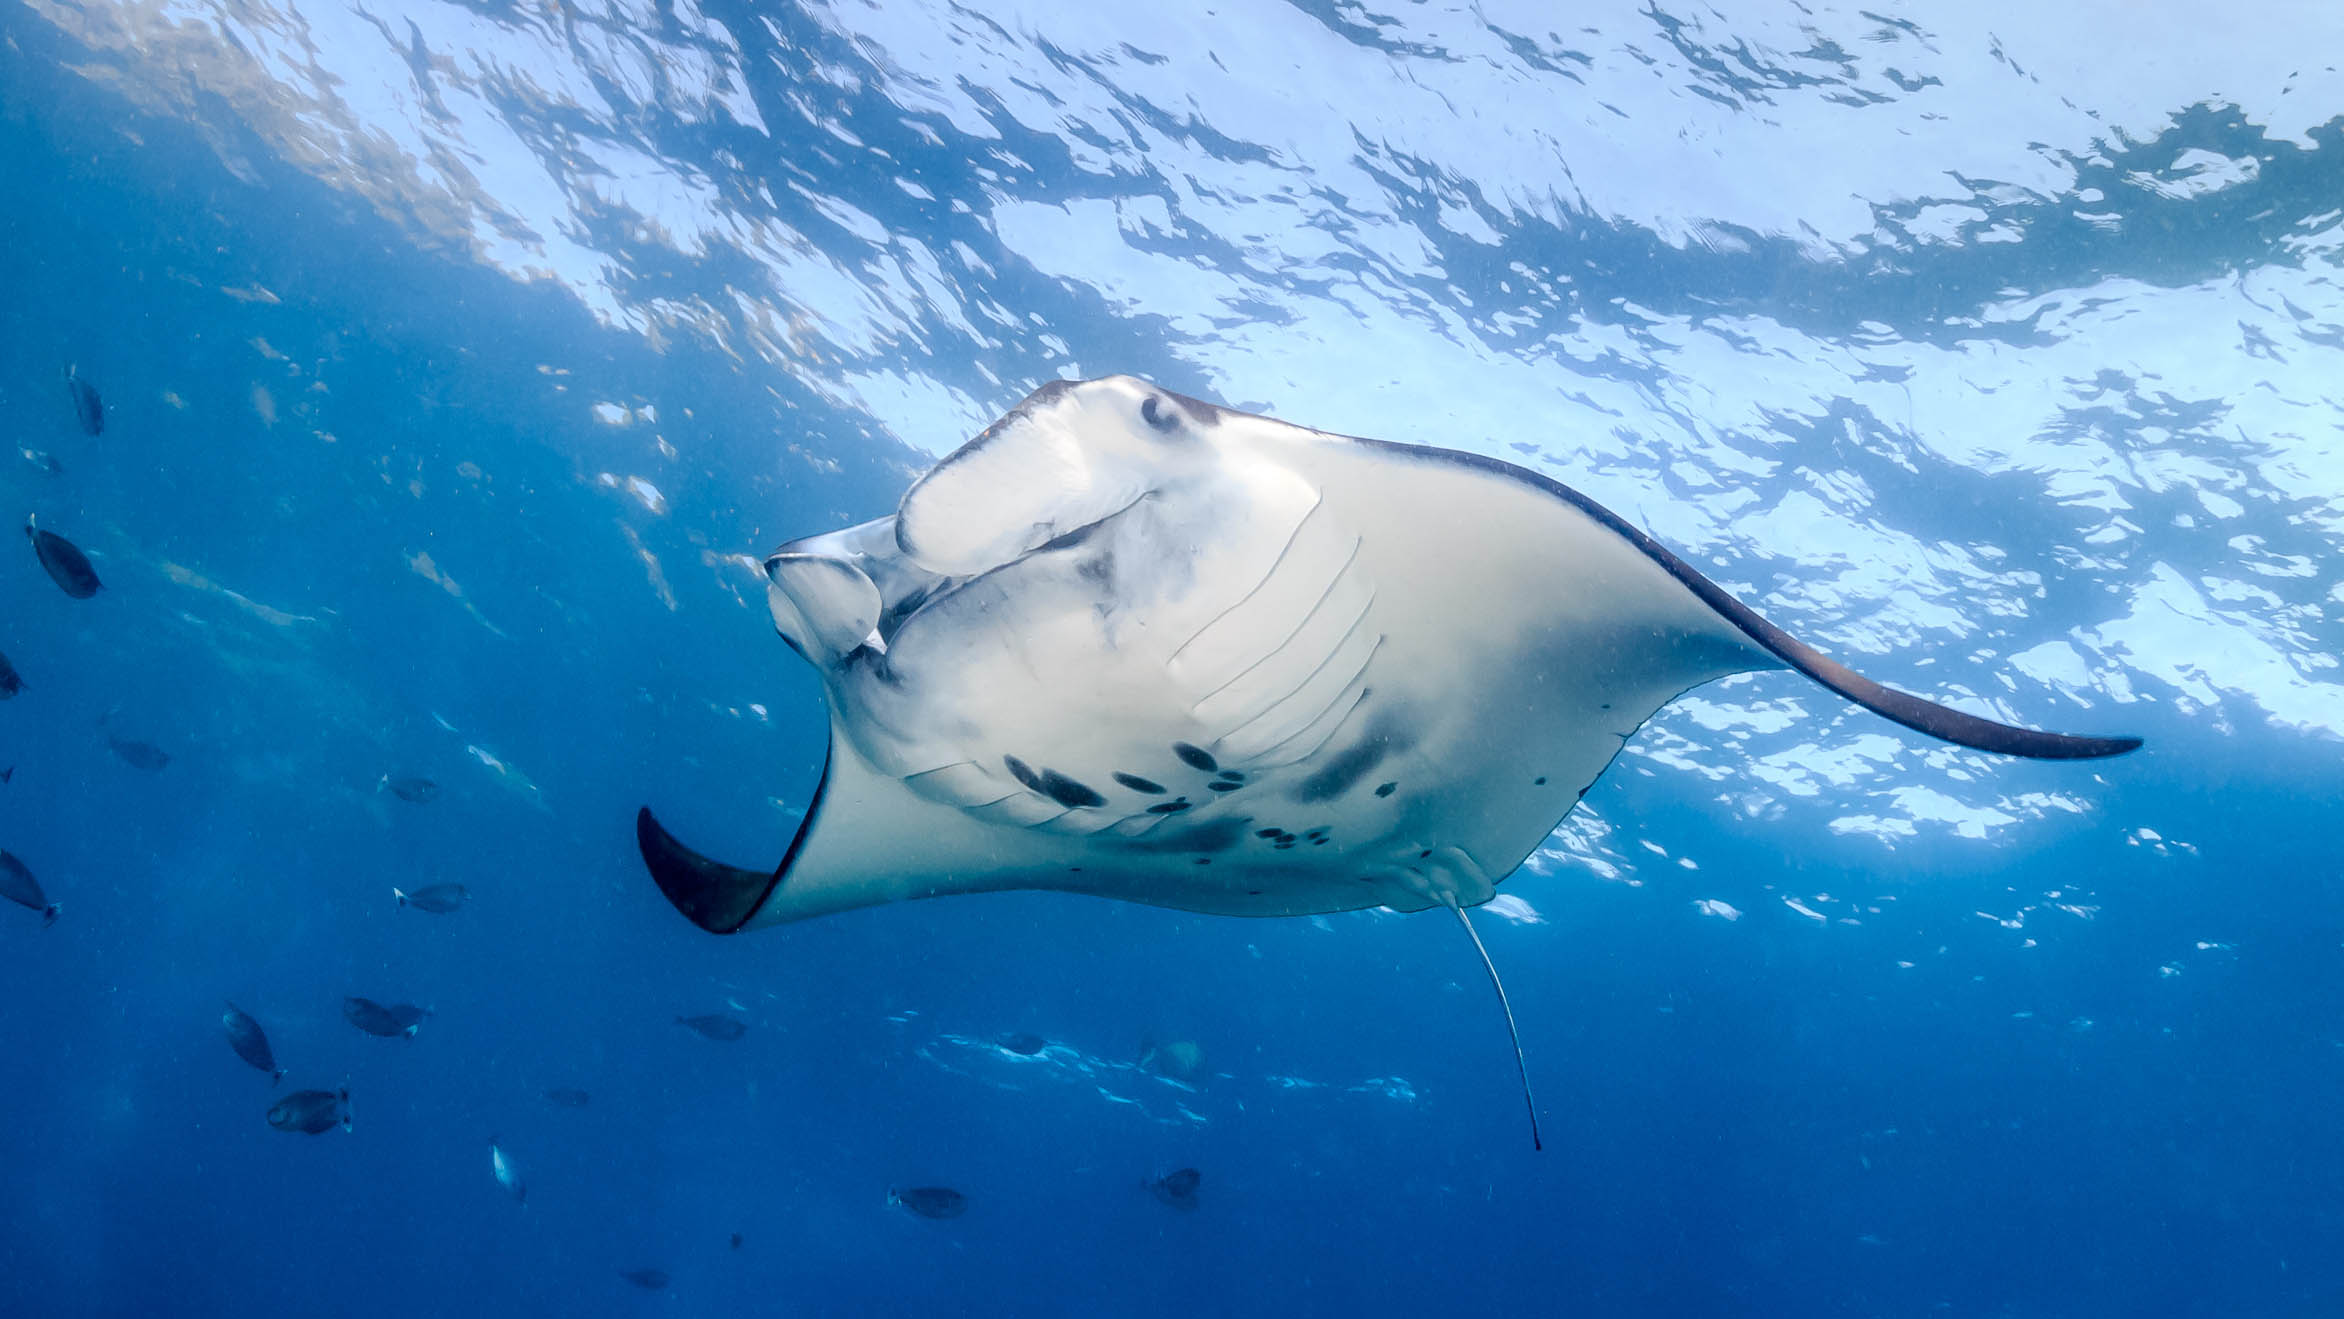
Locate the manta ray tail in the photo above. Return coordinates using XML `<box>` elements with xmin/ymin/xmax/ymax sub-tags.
<box><xmin>1450</xmin><ymin>901</ymin><xmax>1542</xmax><ymax>1152</ymax></box>
<box><xmin>636</xmin><ymin>807</ymin><xmax>776</xmax><ymax>934</ymax></box>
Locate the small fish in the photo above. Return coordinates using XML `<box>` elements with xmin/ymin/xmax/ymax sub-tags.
<box><xmin>382</xmin><ymin>775</ymin><xmax>439</xmax><ymax>803</ymax></box>
<box><xmin>393</xmin><ymin>883</ymin><xmax>466</xmax><ymax>913</ymax></box>
<box><xmin>0</xmin><ymin>849</ymin><xmax>59</xmax><ymax>926</ymax></box>
<box><xmin>221</xmin><ymin>1002</ymin><xmax>284</xmax><ymax>1083</ymax></box>
<box><xmin>490</xmin><ymin>1137</ymin><xmax>526</xmax><ymax>1203</ymax></box>
<box><xmin>1147</xmin><ymin>1168</ymin><xmax>1201</xmax><ymax>1211</ymax></box>
<box><xmin>21</xmin><ymin>447</ymin><xmax>62</xmax><ymax>477</ymax></box>
<box><xmin>887</xmin><ymin>1186</ymin><xmax>967</xmax><ymax>1220</ymax></box>
<box><xmin>0</xmin><ymin>650</ymin><xmax>20</xmax><ymax>699</ymax></box>
<box><xmin>267</xmin><ymin>1086</ymin><xmax>351</xmax><ymax>1134</ymax></box>
<box><xmin>544</xmin><ymin>1087</ymin><xmax>591</xmax><ymax>1108</ymax></box>
<box><xmin>1138</xmin><ymin>1037</ymin><xmax>1204</xmax><ymax>1080</ymax></box>
<box><xmin>344</xmin><ymin>996</ymin><xmax>430</xmax><ymax>1038</ymax></box>
<box><xmin>729</xmin><ymin>1232</ymin><xmax>743</xmax><ymax>1250</ymax></box>
<box><xmin>997</xmin><ymin>1032</ymin><xmax>1048</xmax><ymax>1057</ymax></box>
<box><xmin>676</xmin><ymin>1013</ymin><xmax>747</xmax><ymax>1042</ymax></box>
<box><xmin>27</xmin><ymin>516</ymin><xmax>101</xmax><ymax>599</ymax></box>
<box><xmin>106</xmin><ymin>734</ymin><xmax>171</xmax><ymax>771</ymax></box>
<box><xmin>65</xmin><ymin>368</ymin><xmax>103</xmax><ymax>436</ymax></box>
<box><xmin>620</xmin><ymin>1269</ymin><xmax>669</xmax><ymax>1291</ymax></box>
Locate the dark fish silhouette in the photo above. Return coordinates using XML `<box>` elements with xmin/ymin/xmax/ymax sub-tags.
<box><xmin>0</xmin><ymin>849</ymin><xmax>59</xmax><ymax>926</ymax></box>
<box><xmin>729</xmin><ymin>1232</ymin><xmax>743</xmax><ymax>1250</ymax></box>
<box><xmin>544</xmin><ymin>1087</ymin><xmax>591</xmax><ymax>1108</ymax></box>
<box><xmin>997</xmin><ymin>1032</ymin><xmax>1048</xmax><ymax>1057</ymax></box>
<box><xmin>221</xmin><ymin>1002</ymin><xmax>284</xmax><ymax>1083</ymax></box>
<box><xmin>1147</xmin><ymin>1168</ymin><xmax>1201</xmax><ymax>1211</ymax></box>
<box><xmin>888</xmin><ymin>1186</ymin><xmax>967</xmax><ymax>1220</ymax></box>
<box><xmin>620</xmin><ymin>1269</ymin><xmax>669</xmax><ymax>1291</ymax></box>
<box><xmin>344</xmin><ymin>996</ymin><xmax>429</xmax><ymax>1038</ymax></box>
<box><xmin>66</xmin><ymin>368</ymin><xmax>103</xmax><ymax>436</ymax></box>
<box><xmin>27</xmin><ymin>517</ymin><xmax>100</xmax><ymax>599</ymax></box>
<box><xmin>106</xmin><ymin>734</ymin><xmax>171</xmax><ymax>771</ymax></box>
<box><xmin>0</xmin><ymin>650</ymin><xmax>20</xmax><ymax>699</ymax></box>
<box><xmin>267</xmin><ymin>1086</ymin><xmax>350</xmax><ymax>1134</ymax></box>
<box><xmin>676</xmin><ymin>1013</ymin><xmax>746</xmax><ymax>1042</ymax></box>
<box><xmin>382</xmin><ymin>775</ymin><xmax>439</xmax><ymax>803</ymax></box>
<box><xmin>393</xmin><ymin>883</ymin><xmax>466</xmax><ymax>913</ymax></box>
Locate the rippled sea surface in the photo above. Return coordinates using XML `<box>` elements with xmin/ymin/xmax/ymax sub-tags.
<box><xmin>2</xmin><ymin>3</ymin><xmax>2340</xmax><ymax>1315</ymax></box>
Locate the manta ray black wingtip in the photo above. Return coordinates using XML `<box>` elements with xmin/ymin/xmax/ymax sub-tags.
<box><xmin>635</xmin><ymin>807</ymin><xmax>777</xmax><ymax>935</ymax></box>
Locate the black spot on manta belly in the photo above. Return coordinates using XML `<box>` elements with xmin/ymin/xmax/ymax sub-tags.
<box><xmin>1003</xmin><ymin>755</ymin><xmax>1042</xmax><ymax>792</ymax></box>
<box><xmin>1172</xmin><ymin>742</ymin><xmax>1218</xmax><ymax>772</ymax></box>
<box><xmin>1294</xmin><ymin>736</ymin><xmax>1393</xmax><ymax>804</ymax></box>
<box><xmin>1038</xmin><ymin>769</ymin><xmax>1106</xmax><ymax>810</ymax></box>
<box><xmin>1534</xmin><ymin>776</ymin><xmax>1547</xmax><ymax>786</ymax></box>
<box><xmin>1147</xmin><ymin>800</ymin><xmax>1192</xmax><ymax>815</ymax></box>
<box><xmin>1113</xmin><ymin>772</ymin><xmax>1167</xmax><ymax>795</ymax></box>
<box><xmin>1373</xmin><ymin>782</ymin><xmax>1396</xmax><ymax>798</ymax></box>
<box><xmin>1135</xmin><ymin>815</ymin><xmax>1248</xmax><ymax>854</ymax></box>
<box><xmin>1206</xmin><ymin>781</ymin><xmax>1241</xmax><ymax>793</ymax></box>
<box><xmin>1254</xmin><ymin>827</ymin><xmax>1282</xmax><ymax>839</ymax></box>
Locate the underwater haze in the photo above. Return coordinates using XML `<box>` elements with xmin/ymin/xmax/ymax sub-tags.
<box><xmin>3</xmin><ymin>1</ymin><xmax>2342</xmax><ymax>1315</ymax></box>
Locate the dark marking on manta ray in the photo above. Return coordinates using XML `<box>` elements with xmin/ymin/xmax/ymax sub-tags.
<box><xmin>1215</xmin><ymin>769</ymin><xmax>1244</xmax><ymax>782</ymax></box>
<box><xmin>1003</xmin><ymin>755</ymin><xmax>1042</xmax><ymax>792</ymax></box>
<box><xmin>1114</xmin><ymin>772</ymin><xmax>1168</xmax><ymax>795</ymax></box>
<box><xmin>1172</xmin><ymin>742</ymin><xmax>1218</xmax><ymax>772</ymax></box>
<box><xmin>1206</xmin><ymin>781</ymin><xmax>1242</xmax><ymax>793</ymax></box>
<box><xmin>1038</xmin><ymin>769</ymin><xmax>1105</xmax><ymax>810</ymax></box>
<box><xmin>1255</xmin><ymin>827</ymin><xmax>1282</xmax><ymax>839</ymax></box>
<box><xmin>1534</xmin><ymin>776</ymin><xmax>1547</xmax><ymax>786</ymax></box>
<box><xmin>1133</xmin><ymin>816</ymin><xmax>1248</xmax><ymax>854</ymax></box>
<box><xmin>1146</xmin><ymin>799</ymin><xmax>1191</xmax><ymax>814</ymax></box>
<box><xmin>1194</xmin><ymin>857</ymin><xmax>1211</xmax><ymax>865</ymax></box>
<box><xmin>1294</xmin><ymin>736</ymin><xmax>1392</xmax><ymax>804</ymax></box>
<box><xmin>1373</xmin><ymin>781</ymin><xmax>1396</xmax><ymax>798</ymax></box>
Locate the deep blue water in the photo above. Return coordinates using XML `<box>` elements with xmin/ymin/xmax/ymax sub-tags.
<box><xmin>3</xmin><ymin>2</ymin><xmax>2342</xmax><ymax>1315</ymax></box>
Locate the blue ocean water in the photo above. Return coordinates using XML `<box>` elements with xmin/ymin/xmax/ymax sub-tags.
<box><xmin>3</xmin><ymin>2</ymin><xmax>2341</xmax><ymax>1314</ymax></box>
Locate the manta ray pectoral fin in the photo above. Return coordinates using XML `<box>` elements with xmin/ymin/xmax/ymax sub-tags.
<box><xmin>1436</xmin><ymin>445</ymin><xmax>2147</xmax><ymax>761</ymax></box>
<box><xmin>635</xmin><ymin>807</ymin><xmax>777</xmax><ymax>934</ymax></box>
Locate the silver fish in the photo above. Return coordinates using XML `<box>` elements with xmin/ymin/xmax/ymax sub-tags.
<box><xmin>393</xmin><ymin>883</ymin><xmax>467</xmax><ymax>913</ymax></box>
<box><xmin>490</xmin><ymin>1137</ymin><xmax>526</xmax><ymax>1203</ymax></box>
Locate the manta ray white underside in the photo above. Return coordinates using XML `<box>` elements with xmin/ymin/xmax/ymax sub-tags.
<box><xmin>638</xmin><ymin>375</ymin><xmax>2138</xmax><ymax>936</ymax></box>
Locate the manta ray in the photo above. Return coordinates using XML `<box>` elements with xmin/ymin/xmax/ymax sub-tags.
<box><xmin>637</xmin><ymin>375</ymin><xmax>2138</xmax><ymax>1146</ymax></box>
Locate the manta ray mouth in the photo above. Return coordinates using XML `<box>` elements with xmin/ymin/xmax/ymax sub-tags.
<box><xmin>636</xmin><ymin>745</ymin><xmax>832</xmax><ymax>933</ymax></box>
